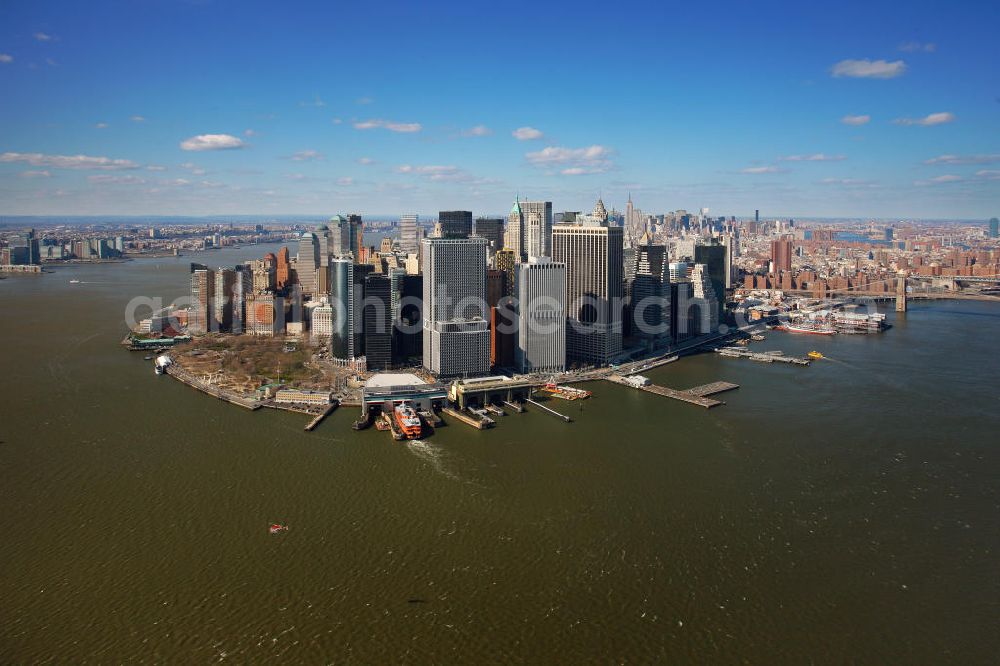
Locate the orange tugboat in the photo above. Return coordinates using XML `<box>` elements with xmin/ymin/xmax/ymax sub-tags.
<box><xmin>393</xmin><ymin>401</ymin><xmax>422</xmax><ymax>439</ymax></box>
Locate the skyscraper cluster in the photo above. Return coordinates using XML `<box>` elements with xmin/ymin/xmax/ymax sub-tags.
<box><xmin>185</xmin><ymin>195</ymin><xmax>726</xmax><ymax>379</ymax></box>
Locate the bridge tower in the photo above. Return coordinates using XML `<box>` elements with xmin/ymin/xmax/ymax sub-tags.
<box><xmin>895</xmin><ymin>272</ymin><xmax>908</xmax><ymax>313</ymax></box>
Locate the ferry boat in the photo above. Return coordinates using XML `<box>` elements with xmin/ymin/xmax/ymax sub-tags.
<box><xmin>776</xmin><ymin>320</ymin><xmax>836</xmax><ymax>336</ymax></box>
<box><xmin>153</xmin><ymin>354</ymin><xmax>173</xmax><ymax>375</ymax></box>
<box><xmin>393</xmin><ymin>401</ymin><xmax>422</xmax><ymax>439</ymax></box>
<box><xmin>540</xmin><ymin>383</ymin><xmax>592</xmax><ymax>400</ymax></box>
<box><xmin>808</xmin><ymin>351</ymin><xmax>825</xmax><ymax>359</ymax></box>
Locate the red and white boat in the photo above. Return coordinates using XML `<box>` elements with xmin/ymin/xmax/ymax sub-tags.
<box><xmin>269</xmin><ymin>523</ymin><xmax>288</xmax><ymax>534</ymax></box>
<box><xmin>393</xmin><ymin>401</ymin><xmax>422</xmax><ymax>439</ymax></box>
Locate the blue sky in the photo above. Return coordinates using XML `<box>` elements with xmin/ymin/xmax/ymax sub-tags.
<box><xmin>1</xmin><ymin>0</ymin><xmax>998</xmax><ymax>218</ymax></box>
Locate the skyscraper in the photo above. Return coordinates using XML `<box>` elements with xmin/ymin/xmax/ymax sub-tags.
<box><xmin>363</xmin><ymin>273</ymin><xmax>393</xmax><ymax>370</ymax></box>
<box><xmin>474</xmin><ymin>217</ymin><xmax>505</xmax><ymax>256</ymax></box>
<box><xmin>520</xmin><ymin>200</ymin><xmax>553</xmax><ymax>260</ymax></box>
<box><xmin>438</xmin><ymin>210</ymin><xmax>473</xmax><ymax>239</ymax></box>
<box><xmin>492</xmin><ymin>248</ymin><xmax>517</xmax><ymax>297</ymax></box>
<box><xmin>770</xmin><ymin>239</ymin><xmax>793</xmax><ymax>274</ymax></box>
<box><xmin>694</xmin><ymin>242</ymin><xmax>728</xmax><ymax>306</ymax></box>
<box><xmin>552</xmin><ymin>223</ymin><xmax>624</xmax><ymax>366</ymax></box>
<box><xmin>330</xmin><ymin>214</ymin><xmax>363</xmax><ymax>257</ymax></box>
<box><xmin>990</xmin><ymin>217</ymin><xmax>999</xmax><ymax>239</ymax></box>
<box><xmin>212</xmin><ymin>268</ymin><xmax>236</xmax><ymax>332</ymax></box>
<box><xmin>422</xmin><ymin>236</ymin><xmax>490</xmax><ymax>377</ymax></box>
<box><xmin>189</xmin><ymin>263</ymin><xmax>214</xmax><ymax>334</ymax></box>
<box><xmin>505</xmin><ymin>197</ymin><xmax>524</xmax><ymax>261</ymax></box>
<box><xmin>399</xmin><ymin>213</ymin><xmax>420</xmax><ymax>254</ymax></box>
<box><xmin>297</xmin><ymin>232</ymin><xmax>320</xmax><ymax>297</ymax></box>
<box><xmin>631</xmin><ymin>235</ymin><xmax>670</xmax><ymax>348</ymax></box>
<box><xmin>329</xmin><ymin>257</ymin><xmax>357</xmax><ymax>359</ymax></box>
<box><xmin>275</xmin><ymin>246</ymin><xmax>291</xmax><ymax>291</ymax></box>
<box><xmin>516</xmin><ymin>258</ymin><xmax>567</xmax><ymax>374</ymax></box>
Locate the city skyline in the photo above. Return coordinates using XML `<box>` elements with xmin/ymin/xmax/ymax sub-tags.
<box><xmin>1</xmin><ymin>0</ymin><xmax>999</xmax><ymax>218</ymax></box>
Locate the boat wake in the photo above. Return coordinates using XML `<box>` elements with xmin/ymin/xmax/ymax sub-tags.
<box><xmin>405</xmin><ymin>439</ymin><xmax>467</xmax><ymax>484</ymax></box>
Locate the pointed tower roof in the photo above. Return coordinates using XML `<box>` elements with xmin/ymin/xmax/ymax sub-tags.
<box><xmin>509</xmin><ymin>193</ymin><xmax>521</xmax><ymax>216</ymax></box>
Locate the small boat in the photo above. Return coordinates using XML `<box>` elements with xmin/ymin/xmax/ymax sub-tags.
<box><xmin>808</xmin><ymin>351</ymin><xmax>825</xmax><ymax>360</ymax></box>
<box><xmin>269</xmin><ymin>524</ymin><xmax>288</xmax><ymax>534</ymax></box>
<box><xmin>69</xmin><ymin>279</ymin><xmax>80</xmax><ymax>284</ymax></box>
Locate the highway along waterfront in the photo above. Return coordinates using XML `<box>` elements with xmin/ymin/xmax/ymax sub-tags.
<box><xmin>2</xmin><ymin>246</ymin><xmax>1000</xmax><ymax>662</ymax></box>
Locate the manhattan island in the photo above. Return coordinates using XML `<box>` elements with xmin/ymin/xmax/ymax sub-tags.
<box><xmin>118</xmin><ymin>199</ymin><xmax>1000</xmax><ymax>435</ymax></box>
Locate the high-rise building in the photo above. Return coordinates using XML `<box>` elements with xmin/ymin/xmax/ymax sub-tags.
<box><xmin>439</xmin><ymin>210</ymin><xmax>473</xmax><ymax>239</ymax></box>
<box><xmin>329</xmin><ymin>214</ymin><xmax>363</xmax><ymax>257</ymax></box>
<box><xmin>486</xmin><ymin>269</ymin><xmax>506</xmax><ymax>308</ymax></box>
<box><xmin>552</xmin><ymin>223</ymin><xmax>624</xmax><ymax>366</ymax></box>
<box><xmin>189</xmin><ymin>263</ymin><xmax>214</xmax><ymax>334</ymax></box>
<box><xmin>276</xmin><ymin>246</ymin><xmax>291</xmax><ymax>291</ymax></box>
<box><xmin>474</xmin><ymin>217</ymin><xmax>505</xmax><ymax>256</ymax></box>
<box><xmin>631</xmin><ymin>237</ymin><xmax>670</xmax><ymax>348</ymax></box>
<box><xmin>990</xmin><ymin>217</ymin><xmax>999</xmax><ymax>239</ymax></box>
<box><xmin>329</xmin><ymin>257</ymin><xmax>357</xmax><ymax>359</ymax></box>
<box><xmin>493</xmin><ymin>248</ymin><xmax>517</xmax><ymax>297</ymax></box>
<box><xmin>232</xmin><ymin>264</ymin><xmax>251</xmax><ymax>333</ymax></box>
<box><xmin>311</xmin><ymin>298</ymin><xmax>334</xmax><ymax>340</ymax></box>
<box><xmin>212</xmin><ymin>268</ymin><xmax>236</xmax><ymax>332</ymax></box>
<box><xmin>770</xmin><ymin>239</ymin><xmax>793</xmax><ymax>274</ymax></box>
<box><xmin>516</xmin><ymin>258</ymin><xmax>566</xmax><ymax>374</ymax></box>
<box><xmin>394</xmin><ymin>274</ymin><xmax>423</xmax><ymax>365</ymax></box>
<box><xmin>253</xmin><ymin>253</ymin><xmax>277</xmax><ymax>292</ymax></box>
<box><xmin>297</xmin><ymin>232</ymin><xmax>320</xmax><ymax>297</ymax></box>
<box><xmin>505</xmin><ymin>198</ymin><xmax>524</xmax><ymax>261</ymax></box>
<box><xmin>422</xmin><ymin>236</ymin><xmax>490</xmax><ymax>377</ymax></box>
<box><xmin>520</xmin><ymin>201</ymin><xmax>553</xmax><ymax>260</ymax></box>
<box><xmin>690</xmin><ymin>264</ymin><xmax>720</xmax><ymax>334</ymax></box>
<box><xmin>694</xmin><ymin>242</ymin><xmax>728</xmax><ymax>306</ymax></box>
<box><xmin>364</xmin><ymin>274</ymin><xmax>393</xmax><ymax>370</ymax></box>
<box><xmin>399</xmin><ymin>214</ymin><xmax>420</xmax><ymax>254</ymax></box>
<box><xmin>246</xmin><ymin>292</ymin><xmax>281</xmax><ymax>336</ymax></box>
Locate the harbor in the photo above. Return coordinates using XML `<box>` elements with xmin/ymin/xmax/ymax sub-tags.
<box><xmin>605</xmin><ymin>373</ymin><xmax>740</xmax><ymax>408</ymax></box>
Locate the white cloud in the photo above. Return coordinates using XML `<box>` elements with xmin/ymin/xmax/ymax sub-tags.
<box><xmin>290</xmin><ymin>149</ymin><xmax>323</xmax><ymax>161</ymax></box>
<box><xmin>915</xmin><ymin>174</ymin><xmax>963</xmax><ymax>185</ymax></box>
<box><xmin>336</xmin><ymin>177</ymin><xmax>354</xmax><ymax>186</ymax></box>
<box><xmin>394</xmin><ymin>164</ymin><xmax>479</xmax><ymax>182</ymax></box>
<box><xmin>33</xmin><ymin>32</ymin><xmax>54</xmax><ymax>42</ymax></box>
<box><xmin>299</xmin><ymin>96</ymin><xmax>326</xmax><ymax>108</ymax></box>
<box><xmin>831</xmin><ymin>59</ymin><xmax>907</xmax><ymax>79</ymax></box>
<box><xmin>525</xmin><ymin>145</ymin><xmax>614</xmax><ymax>174</ymax></box>
<box><xmin>331</xmin><ymin>118</ymin><xmax>343</xmax><ymax>125</ymax></box>
<box><xmin>356</xmin><ymin>97</ymin><xmax>373</xmax><ymax>105</ymax></box>
<box><xmin>462</xmin><ymin>125</ymin><xmax>493</xmax><ymax>137</ymax></box>
<box><xmin>899</xmin><ymin>41</ymin><xmax>936</xmax><ymax>53</ymax></box>
<box><xmin>353</xmin><ymin>119</ymin><xmax>422</xmax><ymax>133</ymax></box>
<box><xmin>179</xmin><ymin>162</ymin><xmax>206</xmax><ymax>175</ymax></box>
<box><xmin>356</xmin><ymin>157</ymin><xmax>375</xmax><ymax>165</ymax></box>
<box><xmin>976</xmin><ymin>170</ymin><xmax>1000</xmax><ymax>180</ymax></box>
<box><xmin>95</xmin><ymin>122</ymin><xmax>109</xmax><ymax>129</ymax></box>
<box><xmin>779</xmin><ymin>153</ymin><xmax>847</xmax><ymax>162</ymax></box>
<box><xmin>512</xmin><ymin>126</ymin><xmax>544</xmax><ymax>141</ymax></box>
<box><xmin>739</xmin><ymin>166</ymin><xmax>786</xmax><ymax>174</ymax></box>
<box><xmin>841</xmin><ymin>114</ymin><xmax>871</xmax><ymax>126</ymax></box>
<box><xmin>893</xmin><ymin>112</ymin><xmax>955</xmax><ymax>126</ymax></box>
<box><xmin>0</xmin><ymin>151</ymin><xmax>140</xmax><ymax>170</ymax></box>
<box><xmin>924</xmin><ymin>154</ymin><xmax>1000</xmax><ymax>165</ymax></box>
<box><xmin>244</xmin><ymin>128</ymin><xmax>256</xmax><ymax>137</ymax></box>
<box><xmin>179</xmin><ymin>134</ymin><xmax>247</xmax><ymax>151</ymax></box>
<box><xmin>0</xmin><ymin>54</ymin><xmax>14</xmax><ymax>64</ymax></box>
<box><xmin>819</xmin><ymin>177</ymin><xmax>874</xmax><ymax>186</ymax></box>
<box><xmin>130</xmin><ymin>115</ymin><xmax>146</xmax><ymax>123</ymax></box>
<box><xmin>145</xmin><ymin>165</ymin><xmax>167</xmax><ymax>171</ymax></box>
<box><xmin>88</xmin><ymin>174</ymin><xmax>146</xmax><ymax>185</ymax></box>
<box><xmin>19</xmin><ymin>170</ymin><xmax>51</xmax><ymax>178</ymax></box>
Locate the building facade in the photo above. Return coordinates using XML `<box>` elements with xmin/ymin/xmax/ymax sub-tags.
<box><xmin>516</xmin><ymin>258</ymin><xmax>566</xmax><ymax>374</ymax></box>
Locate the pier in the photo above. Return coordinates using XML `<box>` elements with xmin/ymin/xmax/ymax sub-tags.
<box><xmin>525</xmin><ymin>398</ymin><xmax>572</xmax><ymax>422</ymax></box>
<box><xmin>166</xmin><ymin>366</ymin><xmax>262</xmax><ymax>410</ymax></box>
<box><xmin>303</xmin><ymin>402</ymin><xmax>338</xmax><ymax>432</ymax></box>
<box><xmin>716</xmin><ymin>348</ymin><xmax>810</xmax><ymax>365</ymax></box>
<box><xmin>605</xmin><ymin>374</ymin><xmax>739</xmax><ymax>408</ymax></box>
<box><xmin>440</xmin><ymin>406</ymin><xmax>491</xmax><ymax>429</ymax></box>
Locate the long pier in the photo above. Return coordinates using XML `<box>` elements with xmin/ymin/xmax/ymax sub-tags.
<box><xmin>606</xmin><ymin>375</ymin><xmax>739</xmax><ymax>408</ymax></box>
<box><xmin>525</xmin><ymin>398</ymin><xmax>572</xmax><ymax>422</ymax></box>
<box><xmin>304</xmin><ymin>402</ymin><xmax>338</xmax><ymax>431</ymax></box>
<box><xmin>716</xmin><ymin>348</ymin><xmax>810</xmax><ymax>365</ymax></box>
<box><xmin>440</xmin><ymin>406</ymin><xmax>490</xmax><ymax>430</ymax></box>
